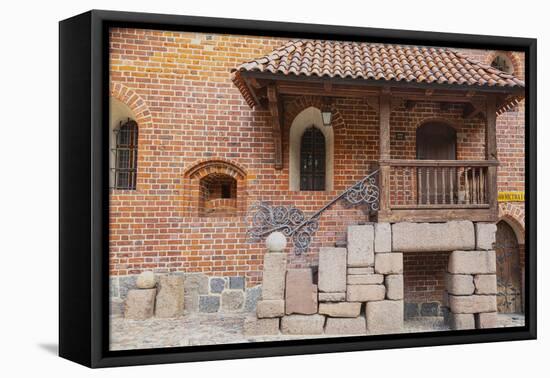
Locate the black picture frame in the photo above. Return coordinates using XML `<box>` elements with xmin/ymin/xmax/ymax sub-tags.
<box><xmin>59</xmin><ymin>9</ymin><xmax>537</xmax><ymax>368</ymax></box>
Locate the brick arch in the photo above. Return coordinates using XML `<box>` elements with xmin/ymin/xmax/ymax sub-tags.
<box><xmin>498</xmin><ymin>202</ymin><xmax>525</xmax><ymax>244</ymax></box>
<box><xmin>284</xmin><ymin>96</ymin><xmax>345</xmax><ymax>131</ymax></box>
<box><xmin>415</xmin><ymin>117</ymin><xmax>463</xmax><ymax>131</ymax></box>
<box><xmin>485</xmin><ymin>51</ymin><xmax>523</xmax><ymax>78</ymax></box>
<box><xmin>110</xmin><ymin>81</ymin><xmax>153</xmax><ymax>127</ymax></box>
<box><xmin>182</xmin><ymin>158</ymin><xmax>248</xmax><ymax>217</ymax></box>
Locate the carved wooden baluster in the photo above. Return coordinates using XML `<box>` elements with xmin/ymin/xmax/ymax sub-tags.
<box><xmin>464</xmin><ymin>167</ymin><xmax>470</xmax><ymax>204</ymax></box>
<box><xmin>450</xmin><ymin>167</ymin><xmax>454</xmax><ymax>205</ymax></box>
<box><xmin>426</xmin><ymin>168</ymin><xmax>430</xmax><ymax>205</ymax></box>
<box><xmin>442</xmin><ymin>167</ymin><xmax>447</xmax><ymax>204</ymax></box>
<box><xmin>418</xmin><ymin>167</ymin><xmax>423</xmax><ymax>205</ymax></box>
<box><xmin>480</xmin><ymin>167</ymin><xmax>486</xmax><ymax>204</ymax></box>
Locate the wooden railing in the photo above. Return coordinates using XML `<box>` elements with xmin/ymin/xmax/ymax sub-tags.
<box><xmin>380</xmin><ymin>159</ymin><xmax>499</xmax><ymax>211</ymax></box>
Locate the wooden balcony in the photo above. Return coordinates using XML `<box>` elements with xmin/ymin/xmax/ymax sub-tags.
<box><xmin>378</xmin><ymin>159</ymin><xmax>499</xmax><ymax>223</ymax></box>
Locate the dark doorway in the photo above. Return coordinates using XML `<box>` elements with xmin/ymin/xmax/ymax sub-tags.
<box><xmin>495</xmin><ymin>220</ymin><xmax>522</xmax><ymax>313</ymax></box>
<box><xmin>416</xmin><ymin>122</ymin><xmax>457</xmax><ymax>204</ymax></box>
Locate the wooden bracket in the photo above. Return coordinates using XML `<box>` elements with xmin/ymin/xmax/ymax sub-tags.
<box><xmin>463</xmin><ymin>98</ymin><xmax>487</xmax><ymax>119</ymax></box>
<box><xmin>267</xmin><ymin>84</ymin><xmax>283</xmax><ymax>169</ymax></box>
<box><xmin>366</xmin><ymin>96</ymin><xmax>379</xmax><ymax>112</ymax></box>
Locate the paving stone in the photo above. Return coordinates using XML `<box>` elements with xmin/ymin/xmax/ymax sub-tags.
<box><xmin>475</xmin><ymin>312</ymin><xmax>498</xmax><ymax>329</ymax></box>
<box><xmin>262</xmin><ymin>253</ymin><xmax>286</xmax><ymax>300</ymax></box>
<box><xmin>405</xmin><ymin>302</ymin><xmax>420</xmax><ymax>319</ymax></box>
<box><xmin>281</xmin><ymin>314</ymin><xmax>326</xmax><ymax>335</ymax></box>
<box><xmin>199</xmin><ymin>295</ymin><xmax>220</xmax><ymax>313</ymax></box>
<box><xmin>448</xmin><ymin>250</ymin><xmax>496</xmax><ymax>274</ymax></box>
<box><xmin>366</xmin><ymin>300</ymin><xmax>404</xmax><ymax>335</ymax></box>
<box><xmin>184</xmin><ymin>273</ymin><xmax>209</xmax><ymax>295</ymax></box>
<box><xmin>285</xmin><ymin>269</ymin><xmax>317</xmax><ymax>315</ymax></box>
<box><xmin>347</xmin><ymin>274</ymin><xmax>384</xmax><ymax>285</ymax></box>
<box><xmin>474</xmin><ymin>274</ymin><xmax>497</xmax><ymax>294</ymax></box>
<box><xmin>325</xmin><ymin>316</ymin><xmax>367</xmax><ymax>335</ymax></box>
<box><xmin>221</xmin><ymin>290</ymin><xmax>244</xmax><ymax>312</ymax></box>
<box><xmin>318</xmin><ymin>247</ymin><xmax>347</xmax><ymax>292</ymax></box>
<box><xmin>346</xmin><ymin>284</ymin><xmax>385</xmax><ymax>302</ymax></box>
<box><xmin>374</xmin><ymin>222</ymin><xmax>392</xmax><ymax>253</ymax></box>
<box><xmin>385</xmin><ymin>274</ymin><xmax>404</xmax><ymax>300</ymax></box>
<box><xmin>243</xmin><ymin>315</ymin><xmax>279</xmax><ymax>336</ymax></box>
<box><xmin>375</xmin><ymin>253</ymin><xmax>403</xmax><ymax>274</ymax></box>
<box><xmin>125</xmin><ymin>289</ymin><xmax>156</xmax><ymax>320</ymax></box>
<box><xmin>318</xmin><ymin>292</ymin><xmax>346</xmax><ymax>302</ymax></box>
<box><xmin>136</xmin><ymin>271</ymin><xmax>156</xmax><ymax>289</ymax></box>
<box><xmin>448</xmin><ymin>295</ymin><xmax>497</xmax><ymax>314</ymax></box>
<box><xmin>392</xmin><ymin>221</ymin><xmax>475</xmax><ymax>252</ymax></box>
<box><xmin>155</xmin><ymin>275</ymin><xmax>185</xmax><ymax>318</ymax></box>
<box><xmin>347</xmin><ymin>267</ymin><xmax>374</xmax><ymax>275</ymax></box>
<box><xmin>244</xmin><ymin>285</ymin><xmax>262</xmax><ymax>312</ymax></box>
<box><xmin>318</xmin><ymin>302</ymin><xmax>361</xmax><ymax>318</ymax></box>
<box><xmin>347</xmin><ymin>224</ymin><xmax>374</xmax><ymax>267</ymax></box>
<box><xmin>420</xmin><ymin>302</ymin><xmax>440</xmax><ymax>316</ymax></box>
<box><xmin>476</xmin><ymin>222</ymin><xmax>497</xmax><ymax>250</ymax></box>
<box><xmin>229</xmin><ymin>276</ymin><xmax>245</xmax><ymax>290</ymax></box>
<box><xmin>446</xmin><ymin>274</ymin><xmax>475</xmax><ymax>295</ymax></box>
<box><xmin>210</xmin><ymin>277</ymin><xmax>226</xmax><ymax>294</ymax></box>
<box><xmin>256</xmin><ymin>299</ymin><xmax>285</xmax><ymax>318</ymax></box>
<box><xmin>450</xmin><ymin>313</ymin><xmax>475</xmax><ymax>330</ymax></box>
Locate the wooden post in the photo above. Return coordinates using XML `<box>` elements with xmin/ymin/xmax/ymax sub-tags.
<box><xmin>486</xmin><ymin>95</ymin><xmax>498</xmax><ymax>219</ymax></box>
<box><xmin>267</xmin><ymin>84</ymin><xmax>283</xmax><ymax>170</ymax></box>
<box><xmin>378</xmin><ymin>94</ymin><xmax>391</xmax><ymax>220</ymax></box>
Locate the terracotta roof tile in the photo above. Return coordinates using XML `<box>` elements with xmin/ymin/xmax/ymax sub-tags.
<box><xmin>231</xmin><ymin>39</ymin><xmax>524</xmax><ymax>109</ymax></box>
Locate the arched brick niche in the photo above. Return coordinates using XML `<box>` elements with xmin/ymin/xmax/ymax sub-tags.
<box><xmin>183</xmin><ymin>159</ymin><xmax>247</xmax><ymax>217</ymax></box>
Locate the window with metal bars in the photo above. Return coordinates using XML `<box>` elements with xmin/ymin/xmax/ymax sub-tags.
<box><xmin>300</xmin><ymin>126</ymin><xmax>326</xmax><ymax>191</ymax></box>
<box><xmin>113</xmin><ymin>119</ymin><xmax>138</xmax><ymax>190</ymax></box>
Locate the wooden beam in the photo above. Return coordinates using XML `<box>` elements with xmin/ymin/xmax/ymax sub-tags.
<box><xmin>378</xmin><ymin>94</ymin><xmax>391</xmax><ymax>219</ymax></box>
<box><xmin>267</xmin><ymin>84</ymin><xmax>283</xmax><ymax>169</ymax></box>
<box><xmin>486</xmin><ymin>95</ymin><xmax>497</xmax><ymax>160</ymax></box>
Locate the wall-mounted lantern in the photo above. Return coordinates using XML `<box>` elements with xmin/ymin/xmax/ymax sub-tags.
<box><xmin>321</xmin><ymin>99</ymin><xmax>333</xmax><ymax>126</ymax></box>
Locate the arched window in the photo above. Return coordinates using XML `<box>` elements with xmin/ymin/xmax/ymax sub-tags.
<box><xmin>300</xmin><ymin>126</ymin><xmax>326</xmax><ymax>191</ymax></box>
<box><xmin>114</xmin><ymin>118</ymin><xmax>138</xmax><ymax>190</ymax></box>
<box><xmin>491</xmin><ymin>54</ymin><xmax>514</xmax><ymax>74</ymax></box>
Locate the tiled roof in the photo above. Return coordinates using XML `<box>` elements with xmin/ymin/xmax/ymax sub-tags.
<box><xmin>231</xmin><ymin>39</ymin><xmax>524</xmax><ymax>108</ymax></box>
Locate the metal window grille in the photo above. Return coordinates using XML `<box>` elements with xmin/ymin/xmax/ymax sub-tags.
<box><xmin>300</xmin><ymin>126</ymin><xmax>326</xmax><ymax>191</ymax></box>
<box><xmin>113</xmin><ymin>119</ymin><xmax>138</xmax><ymax>190</ymax></box>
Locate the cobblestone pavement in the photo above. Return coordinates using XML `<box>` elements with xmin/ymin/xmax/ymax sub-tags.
<box><xmin>110</xmin><ymin>313</ymin><xmax>525</xmax><ymax>351</ymax></box>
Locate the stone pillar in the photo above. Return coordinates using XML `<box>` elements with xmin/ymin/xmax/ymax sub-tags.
<box><xmin>447</xmin><ymin>248</ymin><xmax>498</xmax><ymax>330</ymax></box>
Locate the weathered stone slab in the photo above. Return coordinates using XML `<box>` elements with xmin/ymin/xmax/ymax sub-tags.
<box><xmin>325</xmin><ymin>316</ymin><xmax>367</xmax><ymax>335</ymax></box>
<box><xmin>281</xmin><ymin>314</ymin><xmax>325</xmax><ymax>335</ymax></box>
<box><xmin>285</xmin><ymin>269</ymin><xmax>317</xmax><ymax>314</ymax></box>
<box><xmin>125</xmin><ymin>289</ymin><xmax>156</xmax><ymax>320</ymax></box>
<box><xmin>210</xmin><ymin>277</ymin><xmax>225</xmax><ymax>293</ymax></box>
<box><xmin>199</xmin><ymin>295</ymin><xmax>220</xmax><ymax>313</ymax></box>
<box><xmin>221</xmin><ymin>290</ymin><xmax>244</xmax><ymax>312</ymax></box>
<box><xmin>446</xmin><ymin>274</ymin><xmax>475</xmax><ymax>295</ymax></box>
<box><xmin>244</xmin><ymin>285</ymin><xmax>262</xmax><ymax>312</ymax></box>
<box><xmin>347</xmin><ymin>284</ymin><xmax>385</xmax><ymax>302</ymax></box>
<box><xmin>448</xmin><ymin>250</ymin><xmax>496</xmax><ymax>274</ymax></box>
<box><xmin>110</xmin><ymin>298</ymin><xmax>124</xmax><ymax>317</ymax></box>
<box><xmin>476</xmin><ymin>223</ymin><xmax>497</xmax><ymax>250</ymax></box>
<box><xmin>262</xmin><ymin>253</ymin><xmax>286</xmax><ymax>300</ymax></box>
<box><xmin>374</xmin><ymin>222</ymin><xmax>392</xmax><ymax>253</ymax></box>
<box><xmin>256</xmin><ymin>299</ymin><xmax>285</xmax><ymax>318</ymax></box>
<box><xmin>347</xmin><ymin>274</ymin><xmax>384</xmax><ymax>285</ymax></box>
<box><xmin>421</xmin><ymin>302</ymin><xmax>440</xmax><ymax>316</ymax></box>
<box><xmin>184</xmin><ymin>273</ymin><xmax>209</xmax><ymax>295</ymax></box>
<box><xmin>243</xmin><ymin>315</ymin><xmax>279</xmax><ymax>336</ymax></box>
<box><xmin>318</xmin><ymin>247</ymin><xmax>347</xmax><ymax>293</ymax></box>
<box><xmin>347</xmin><ymin>224</ymin><xmax>375</xmax><ymax>267</ymax></box>
<box><xmin>448</xmin><ymin>295</ymin><xmax>497</xmax><ymax>314</ymax></box>
<box><xmin>347</xmin><ymin>267</ymin><xmax>374</xmax><ymax>275</ymax></box>
<box><xmin>392</xmin><ymin>221</ymin><xmax>475</xmax><ymax>252</ymax></box>
<box><xmin>318</xmin><ymin>302</ymin><xmax>361</xmax><ymax>317</ymax></box>
<box><xmin>475</xmin><ymin>312</ymin><xmax>498</xmax><ymax>329</ymax></box>
<box><xmin>229</xmin><ymin>276</ymin><xmax>245</xmax><ymax>290</ymax></box>
<box><xmin>136</xmin><ymin>271</ymin><xmax>156</xmax><ymax>289</ymax></box>
<box><xmin>450</xmin><ymin>313</ymin><xmax>475</xmax><ymax>330</ymax></box>
<box><xmin>366</xmin><ymin>300</ymin><xmax>403</xmax><ymax>335</ymax></box>
<box><xmin>184</xmin><ymin>286</ymin><xmax>199</xmax><ymax>314</ymax></box>
<box><xmin>155</xmin><ymin>275</ymin><xmax>184</xmax><ymax>318</ymax></box>
<box><xmin>385</xmin><ymin>274</ymin><xmax>404</xmax><ymax>300</ymax></box>
<box><xmin>375</xmin><ymin>253</ymin><xmax>403</xmax><ymax>274</ymax></box>
<box><xmin>318</xmin><ymin>292</ymin><xmax>346</xmax><ymax>302</ymax></box>
<box><xmin>474</xmin><ymin>274</ymin><xmax>497</xmax><ymax>294</ymax></box>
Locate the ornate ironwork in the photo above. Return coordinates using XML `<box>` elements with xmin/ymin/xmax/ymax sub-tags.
<box><xmin>247</xmin><ymin>169</ymin><xmax>379</xmax><ymax>254</ymax></box>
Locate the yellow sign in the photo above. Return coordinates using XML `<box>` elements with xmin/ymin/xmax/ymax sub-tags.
<box><xmin>498</xmin><ymin>191</ymin><xmax>525</xmax><ymax>202</ymax></box>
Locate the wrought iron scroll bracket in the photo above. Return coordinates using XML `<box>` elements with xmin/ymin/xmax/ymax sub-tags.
<box><xmin>247</xmin><ymin>169</ymin><xmax>380</xmax><ymax>255</ymax></box>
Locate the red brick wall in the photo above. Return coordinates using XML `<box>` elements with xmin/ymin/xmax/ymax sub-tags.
<box><xmin>109</xmin><ymin>29</ymin><xmax>526</xmax><ymax>289</ymax></box>
<box><xmin>403</xmin><ymin>252</ymin><xmax>450</xmax><ymax>305</ymax></box>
